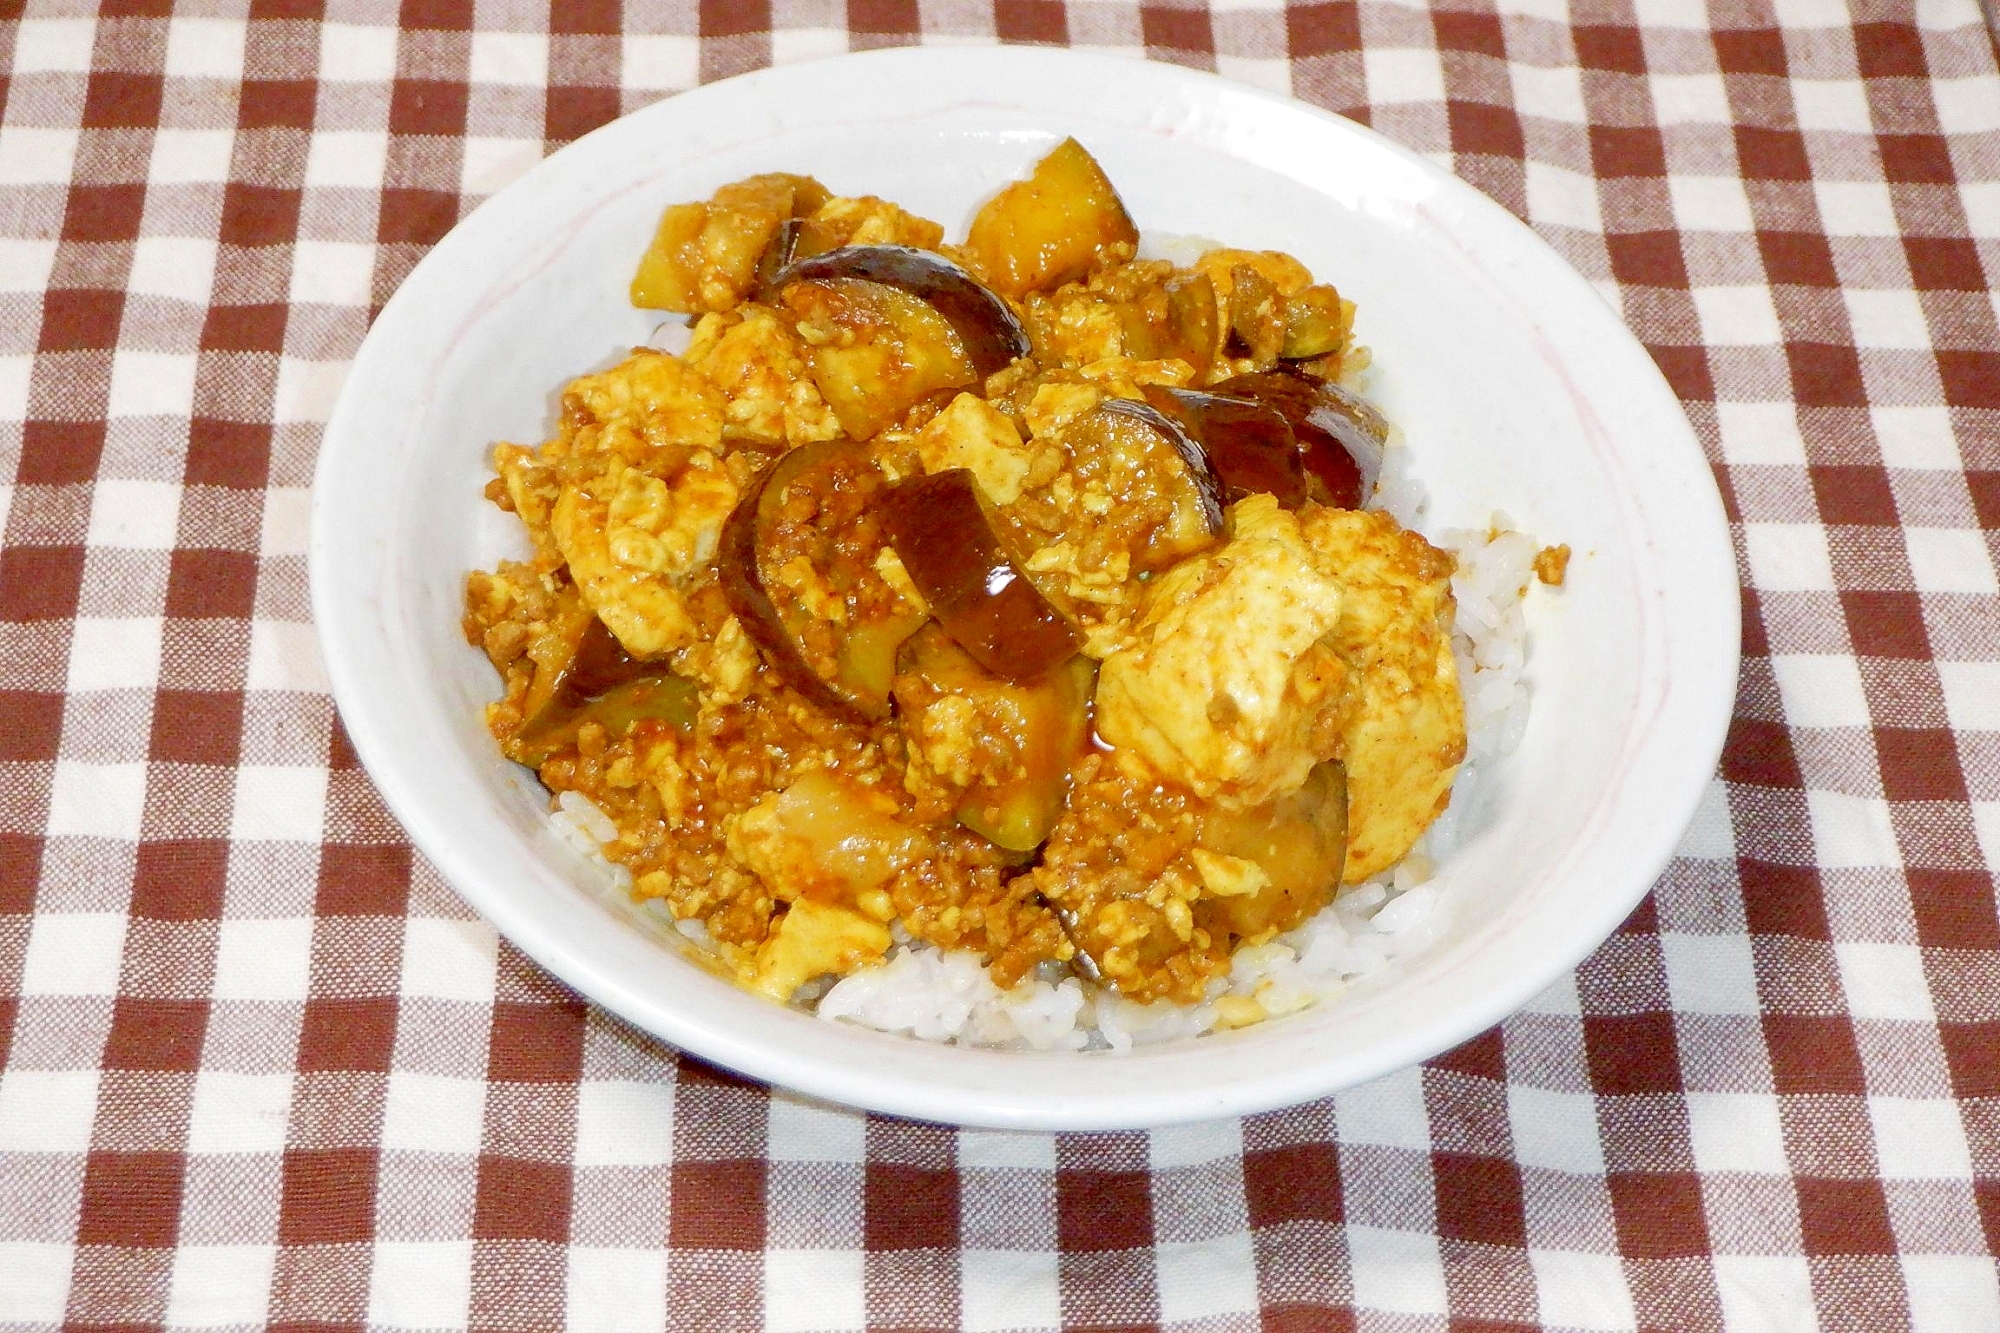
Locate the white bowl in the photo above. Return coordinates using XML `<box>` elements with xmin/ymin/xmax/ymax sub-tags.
<box><xmin>311</xmin><ymin>47</ymin><xmax>1738</xmax><ymax>1129</ymax></box>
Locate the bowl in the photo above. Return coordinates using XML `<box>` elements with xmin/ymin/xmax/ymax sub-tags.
<box><xmin>310</xmin><ymin>46</ymin><xmax>1739</xmax><ymax>1129</ymax></box>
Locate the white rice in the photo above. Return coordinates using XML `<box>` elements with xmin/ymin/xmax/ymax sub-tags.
<box><xmin>549</xmin><ymin>441</ymin><xmax>1549</xmax><ymax>1051</ymax></box>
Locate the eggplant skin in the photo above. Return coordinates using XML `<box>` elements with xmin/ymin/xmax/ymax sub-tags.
<box><xmin>716</xmin><ymin>442</ymin><xmax>924</xmax><ymax>721</ymax></box>
<box><xmin>1095</xmin><ymin>397</ymin><xmax>1227</xmax><ymax>536</ymax></box>
<box><xmin>1145</xmin><ymin>385</ymin><xmax>1309</xmax><ymax>511</ymax></box>
<box><xmin>714</xmin><ymin>453</ymin><xmax>850</xmax><ymax>716</ymax></box>
<box><xmin>1211</xmin><ymin>369</ymin><xmax>1387</xmax><ymax>509</ymax></box>
<box><xmin>880</xmin><ymin>469</ymin><xmax>1083</xmax><ymax>683</ymax></box>
<box><xmin>775</xmin><ymin>245</ymin><xmax>1030</xmax><ymax>378</ymax></box>
<box><xmin>502</xmin><ymin>616</ymin><xmax>701</xmax><ymax>768</ymax></box>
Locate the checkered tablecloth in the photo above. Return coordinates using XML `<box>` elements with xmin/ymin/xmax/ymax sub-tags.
<box><xmin>3</xmin><ymin>1</ymin><xmax>1998</xmax><ymax>1329</ymax></box>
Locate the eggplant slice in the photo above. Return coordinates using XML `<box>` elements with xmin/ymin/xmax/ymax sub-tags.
<box><xmin>1094</xmin><ymin>397</ymin><xmax>1228</xmax><ymax>536</ymax></box>
<box><xmin>1211</xmin><ymin>369</ymin><xmax>1389</xmax><ymax>510</ymax></box>
<box><xmin>880</xmin><ymin>468</ymin><xmax>1083</xmax><ymax>683</ymax></box>
<box><xmin>718</xmin><ymin>440</ymin><xmax>926</xmax><ymax>720</ymax></box>
<box><xmin>1145</xmin><ymin>385</ymin><xmax>1308</xmax><ymax>510</ymax></box>
<box><xmin>506</xmin><ymin>617</ymin><xmax>698</xmax><ymax>767</ymax></box>
<box><xmin>775</xmin><ymin>245</ymin><xmax>1031</xmax><ymax>378</ymax></box>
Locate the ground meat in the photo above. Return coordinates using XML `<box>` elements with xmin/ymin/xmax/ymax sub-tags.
<box><xmin>465</xmin><ymin>155</ymin><xmax>1464</xmax><ymax>1012</ymax></box>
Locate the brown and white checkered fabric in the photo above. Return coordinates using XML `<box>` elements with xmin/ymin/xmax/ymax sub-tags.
<box><xmin>2</xmin><ymin>1</ymin><xmax>1997</xmax><ymax>1328</ymax></box>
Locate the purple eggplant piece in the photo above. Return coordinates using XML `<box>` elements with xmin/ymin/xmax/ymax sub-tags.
<box><xmin>774</xmin><ymin>245</ymin><xmax>1031</xmax><ymax>378</ymax></box>
<box><xmin>1212</xmin><ymin>369</ymin><xmax>1388</xmax><ymax>510</ymax></box>
<box><xmin>880</xmin><ymin>469</ymin><xmax>1082</xmax><ymax>683</ymax></box>
<box><xmin>1095</xmin><ymin>397</ymin><xmax>1227</xmax><ymax>536</ymax></box>
<box><xmin>1148</xmin><ymin>385</ymin><xmax>1309</xmax><ymax>510</ymax></box>
<box><xmin>1298</xmin><ymin>375</ymin><xmax>1388</xmax><ymax>489</ymax></box>
<box><xmin>1311</xmin><ymin>380</ymin><xmax>1389</xmax><ymax>456</ymax></box>
<box><xmin>508</xmin><ymin>618</ymin><xmax>698</xmax><ymax>766</ymax></box>
<box><xmin>716</xmin><ymin>445</ymin><xmax>856</xmax><ymax>719</ymax></box>
<box><xmin>748</xmin><ymin>218</ymin><xmax>804</xmax><ymax>303</ymax></box>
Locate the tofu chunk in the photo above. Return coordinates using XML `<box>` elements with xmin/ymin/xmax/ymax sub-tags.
<box><xmin>547</xmin><ymin>350</ymin><xmax>737</xmax><ymax>659</ymax></box>
<box><xmin>550</xmin><ymin>454</ymin><xmax>737</xmax><ymax>659</ymax></box>
<box><xmin>912</xmin><ymin>392</ymin><xmax>1036</xmax><ymax>504</ymax></box>
<box><xmin>726</xmin><ymin>769</ymin><xmax>926</xmax><ymax>902</ymax></box>
<box><xmin>491</xmin><ymin>442</ymin><xmax>562</xmax><ymax>568</ymax></box>
<box><xmin>562</xmin><ymin>348</ymin><xmax>726</xmax><ymax>459</ymax></box>
<box><xmin>1094</xmin><ymin>494</ymin><xmax>1350</xmax><ymax>808</ymax></box>
<box><xmin>750</xmin><ymin>898</ymin><xmax>892</xmax><ymax>1002</ymax></box>
<box><xmin>795</xmin><ymin>194</ymin><xmax>945</xmax><ymax>253</ymax></box>
<box><xmin>684</xmin><ymin>303</ymin><xmax>842</xmax><ymax>448</ymax></box>
<box><xmin>1299</xmin><ymin>507</ymin><xmax>1464</xmax><ymax>881</ymax></box>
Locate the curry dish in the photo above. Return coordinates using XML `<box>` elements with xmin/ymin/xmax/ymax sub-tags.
<box><xmin>463</xmin><ymin>140</ymin><xmax>1467</xmax><ymax>1010</ymax></box>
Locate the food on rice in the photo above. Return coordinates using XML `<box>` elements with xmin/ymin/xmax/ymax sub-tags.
<box><xmin>465</xmin><ymin>140</ymin><xmax>1541</xmax><ymax>1039</ymax></box>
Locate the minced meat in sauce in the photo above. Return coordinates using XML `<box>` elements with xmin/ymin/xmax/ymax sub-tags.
<box><xmin>463</xmin><ymin>140</ymin><xmax>1466</xmax><ymax>1009</ymax></box>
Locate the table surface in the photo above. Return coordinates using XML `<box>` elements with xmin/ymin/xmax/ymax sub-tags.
<box><xmin>3</xmin><ymin>2</ymin><xmax>1998</xmax><ymax>1330</ymax></box>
